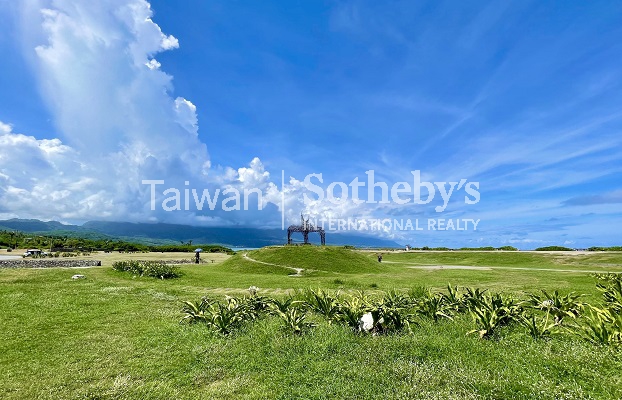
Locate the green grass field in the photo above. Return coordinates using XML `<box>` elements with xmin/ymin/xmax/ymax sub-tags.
<box><xmin>1</xmin><ymin>247</ymin><xmax>621</xmax><ymax>399</ymax></box>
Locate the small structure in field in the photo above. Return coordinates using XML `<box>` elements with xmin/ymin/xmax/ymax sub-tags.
<box><xmin>287</xmin><ymin>214</ymin><xmax>326</xmax><ymax>245</ymax></box>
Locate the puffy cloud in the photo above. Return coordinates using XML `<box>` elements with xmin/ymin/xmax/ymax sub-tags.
<box><xmin>0</xmin><ymin>117</ymin><xmax>285</xmax><ymax>225</ymax></box>
<box><xmin>145</xmin><ymin>59</ymin><xmax>161</xmax><ymax>70</ymax></box>
<box><xmin>4</xmin><ymin>1</ymin><xmax>391</xmax><ymax>231</ymax></box>
<box><xmin>29</xmin><ymin>0</ymin><xmax>207</xmax><ymax>165</ymax></box>
<box><xmin>160</xmin><ymin>34</ymin><xmax>179</xmax><ymax>50</ymax></box>
<box><xmin>237</xmin><ymin>157</ymin><xmax>270</xmax><ymax>187</ymax></box>
<box><xmin>0</xmin><ymin>0</ymin><xmax>216</xmax><ymax>222</ymax></box>
<box><xmin>0</xmin><ymin>122</ymin><xmax>98</xmax><ymax>220</ymax></box>
<box><xmin>0</xmin><ymin>122</ymin><xmax>12</xmax><ymax>134</ymax></box>
<box><xmin>174</xmin><ymin>98</ymin><xmax>198</xmax><ymax>137</ymax></box>
<box><xmin>2</xmin><ymin>0</ymin><xmax>438</xmax><ymax>238</ymax></box>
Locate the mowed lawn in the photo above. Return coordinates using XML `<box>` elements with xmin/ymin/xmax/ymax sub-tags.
<box><xmin>1</xmin><ymin>249</ymin><xmax>621</xmax><ymax>399</ymax></box>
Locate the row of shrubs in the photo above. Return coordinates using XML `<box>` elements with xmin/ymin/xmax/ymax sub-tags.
<box><xmin>535</xmin><ymin>246</ymin><xmax>622</xmax><ymax>251</ymax></box>
<box><xmin>181</xmin><ymin>274</ymin><xmax>622</xmax><ymax>346</ymax></box>
<box><xmin>399</xmin><ymin>246</ymin><xmax>519</xmax><ymax>251</ymax></box>
<box><xmin>112</xmin><ymin>260</ymin><xmax>181</xmax><ymax>279</ymax></box>
<box><xmin>458</xmin><ymin>246</ymin><xmax>519</xmax><ymax>251</ymax></box>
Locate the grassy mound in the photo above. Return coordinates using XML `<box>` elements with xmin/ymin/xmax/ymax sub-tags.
<box><xmin>215</xmin><ymin>254</ymin><xmax>295</xmax><ymax>276</ymax></box>
<box><xmin>227</xmin><ymin>245</ymin><xmax>384</xmax><ymax>274</ymax></box>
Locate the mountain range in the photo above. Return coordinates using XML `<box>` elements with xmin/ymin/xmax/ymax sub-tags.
<box><xmin>0</xmin><ymin>219</ymin><xmax>403</xmax><ymax>248</ymax></box>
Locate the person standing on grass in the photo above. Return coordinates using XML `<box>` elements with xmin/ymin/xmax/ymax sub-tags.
<box><xmin>377</xmin><ymin>254</ymin><xmax>383</xmax><ymax>263</ymax></box>
<box><xmin>195</xmin><ymin>251</ymin><xmax>200</xmax><ymax>264</ymax></box>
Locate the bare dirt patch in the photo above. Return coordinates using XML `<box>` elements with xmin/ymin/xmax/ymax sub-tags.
<box><xmin>406</xmin><ymin>265</ymin><xmax>622</xmax><ymax>273</ymax></box>
<box><xmin>406</xmin><ymin>265</ymin><xmax>492</xmax><ymax>270</ymax></box>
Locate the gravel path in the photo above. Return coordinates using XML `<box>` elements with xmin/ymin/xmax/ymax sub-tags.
<box><xmin>243</xmin><ymin>253</ymin><xmax>304</xmax><ymax>277</ymax></box>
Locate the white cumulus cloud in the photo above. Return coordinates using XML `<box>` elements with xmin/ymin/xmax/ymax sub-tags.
<box><xmin>0</xmin><ymin>0</ymin><xmax>216</xmax><ymax>222</ymax></box>
<box><xmin>1</xmin><ymin>0</ymin><xmax>412</xmax><ymax>236</ymax></box>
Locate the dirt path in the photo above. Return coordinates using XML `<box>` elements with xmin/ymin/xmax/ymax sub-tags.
<box><xmin>243</xmin><ymin>253</ymin><xmax>304</xmax><ymax>277</ymax></box>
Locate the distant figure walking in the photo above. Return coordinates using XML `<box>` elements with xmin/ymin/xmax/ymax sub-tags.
<box><xmin>195</xmin><ymin>251</ymin><xmax>200</xmax><ymax>264</ymax></box>
<box><xmin>377</xmin><ymin>254</ymin><xmax>383</xmax><ymax>263</ymax></box>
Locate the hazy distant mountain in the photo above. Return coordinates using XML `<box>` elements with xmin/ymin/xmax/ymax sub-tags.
<box><xmin>0</xmin><ymin>219</ymin><xmax>403</xmax><ymax>248</ymax></box>
<box><xmin>0</xmin><ymin>219</ymin><xmax>82</xmax><ymax>233</ymax></box>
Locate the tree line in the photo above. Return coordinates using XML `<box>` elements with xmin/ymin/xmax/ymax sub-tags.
<box><xmin>0</xmin><ymin>230</ymin><xmax>233</xmax><ymax>254</ymax></box>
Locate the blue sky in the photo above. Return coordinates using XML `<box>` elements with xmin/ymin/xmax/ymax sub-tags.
<box><xmin>0</xmin><ymin>0</ymin><xmax>621</xmax><ymax>248</ymax></box>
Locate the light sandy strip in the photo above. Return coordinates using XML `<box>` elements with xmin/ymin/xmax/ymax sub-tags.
<box><xmin>406</xmin><ymin>265</ymin><xmax>622</xmax><ymax>273</ymax></box>
<box><xmin>0</xmin><ymin>255</ymin><xmax>21</xmax><ymax>261</ymax></box>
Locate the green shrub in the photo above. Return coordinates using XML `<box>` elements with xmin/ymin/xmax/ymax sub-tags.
<box><xmin>415</xmin><ymin>292</ymin><xmax>454</xmax><ymax>322</ymax></box>
<box><xmin>302</xmin><ymin>288</ymin><xmax>341</xmax><ymax>322</ymax></box>
<box><xmin>566</xmin><ymin>274</ymin><xmax>622</xmax><ymax>346</ymax></box>
<box><xmin>498</xmin><ymin>246</ymin><xmax>518</xmax><ymax>251</ymax></box>
<box><xmin>178</xmin><ymin>279</ymin><xmax>622</xmax><ymax>345</ymax></box>
<box><xmin>534</xmin><ymin>246</ymin><xmax>574</xmax><ymax>251</ymax></box>
<box><xmin>407</xmin><ymin>285</ymin><xmax>431</xmax><ymax>301</ymax></box>
<box><xmin>594</xmin><ymin>273</ymin><xmax>622</xmax><ymax>314</ymax></box>
<box><xmin>570</xmin><ymin>306</ymin><xmax>622</xmax><ymax>346</ymax></box>
<box><xmin>268</xmin><ymin>296</ymin><xmax>303</xmax><ymax>315</ymax></box>
<box><xmin>463</xmin><ymin>287</ymin><xmax>488</xmax><ymax>304</ymax></box>
<box><xmin>276</xmin><ymin>308</ymin><xmax>315</xmax><ymax>335</ymax></box>
<box><xmin>242</xmin><ymin>295</ymin><xmax>271</xmax><ymax>320</ymax></box>
<box><xmin>112</xmin><ymin>260</ymin><xmax>181</xmax><ymax>279</ymax></box>
<box><xmin>180</xmin><ymin>297</ymin><xmax>215</xmax><ymax>324</ymax></box>
<box><xmin>208</xmin><ymin>300</ymin><xmax>247</xmax><ymax>335</ymax></box>
<box><xmin>335</xmin><ymin>293</ymin><xmax>369</xmax><ymax>331</ymax></box>
<box><xmin>440</xmin><ymin>284</ymin><xmax>469</xmax><ymax>314</ymax></box>
<box><xmin>181</xmin><ymin>294</ymin><xmax>272</xmax><ymax>335</ymax></box>
<box><xmin>466</xmin><ymin>293</ymin><xmax>522</xmax><ymax>339</ymax></box>
<box><xmin>588</xmin><ymin>246</ymin><xmax>622</xmax><ymax>251</ymax></box>
<box><xmin>517</xmin><ymin>311</ymin><xmax>559</xmax><ymax>339</ymax></box>
<box><xmin>522</xmin><ymin>290</ymin><xmax>585</xmax><ymax>324</ymax></box>
<box><xmin>371</xmin><ymin>305</ymin><xmax>416</xmax><ymax>334</ymax></box>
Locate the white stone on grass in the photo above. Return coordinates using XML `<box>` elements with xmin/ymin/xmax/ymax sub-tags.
<box><xmin>359</xmin><ymin>312</ymin><xmax>374</xmax><ymax>332</ymax></box>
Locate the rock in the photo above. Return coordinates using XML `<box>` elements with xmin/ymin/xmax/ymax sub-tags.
<box><xmin>359</xmin><ymin>312</ymin><xmax>374</xmax><ymax>332</ymax></box>
<box><xmin>358</xmin><ymin>312</ymin><xmax>385</xmax><ymax>332</ymax></box>
<box><xmin>72</xmin><ymin>274</ymin><xmax>86</xmax><ymax>280</ymax></box>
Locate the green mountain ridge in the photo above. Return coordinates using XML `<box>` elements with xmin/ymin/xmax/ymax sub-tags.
<box><xmin>0</xmin><ymin>219</ymin><xmax>403</xmax><ymax>248</ymax></box>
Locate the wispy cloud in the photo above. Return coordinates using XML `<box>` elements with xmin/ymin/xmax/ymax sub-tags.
<box><xmin>563</xmin><ymin>190</ymin><xmax>622</xmax><ymax>207</ymax></box>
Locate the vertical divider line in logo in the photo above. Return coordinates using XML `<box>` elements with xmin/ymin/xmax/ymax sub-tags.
<box><xmin>281</xmin><ymin>169</ymin><xmax>285</xmax><ymax>230</ymax></box>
